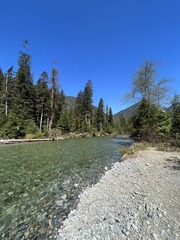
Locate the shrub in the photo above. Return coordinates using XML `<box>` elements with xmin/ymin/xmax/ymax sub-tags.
<box><xmin>25</xmin><ymin>132</ymin><xmax>43</xmax><ymax>139</ymax></box>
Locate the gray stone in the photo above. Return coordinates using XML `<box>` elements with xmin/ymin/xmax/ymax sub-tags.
<box><xmin>55</xmin><ymin>200</ymin><xmax>63</xmax><ymax>206</ymax></box>
<box><xmin>61</xmin><ymin>194</ymin><xmax>67</xmax><ymax>201</ymax></box>
<box><xmin>152</xmin><ymin>233</ymin><xmax>159</xmax><ymax>240</ymax></box>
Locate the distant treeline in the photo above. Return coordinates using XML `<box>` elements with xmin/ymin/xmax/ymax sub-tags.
<box><xmin>0</xmin><ymin>40</ymin><xmax>114</xmax><ymax>139</ymax></box>
<box><xmin>0</xmin><ymin>42</ymin><xmax>179</xmax><ymax>144</ymax></box>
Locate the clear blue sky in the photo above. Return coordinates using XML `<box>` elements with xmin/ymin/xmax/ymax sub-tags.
<box><xmin>0</xmin><ymin>0</ymin><xmax>180</xmax><ymax>114</ymax></box>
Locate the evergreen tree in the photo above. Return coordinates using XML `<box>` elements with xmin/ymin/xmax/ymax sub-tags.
<box><xmin>105</xmin><ymin>105</ymin><xmax>109</xmax><ymax>127</ymax></box>
<box><xmin>108</xmin><ymin>107</ymin><xmax>113</xmax><ymax>126</ymax></box>
<box><xmin>0</xmin><ymin>68</ymin><xmax>4</xmax><ymax>96</ymax></box>
<box><xmin>49</xmin><ymin>67</ymin><xmax>59</xmax><ymax>131</ymax></box>
<box><xmin>156</xmin><ymin>110</ymin><xmax>171</xmax><ymax>138</ymax></box>
<box><xmin>131</xmin><ymin>98</ymin><xmax>171</xmax><ymax>142</ymax></box>
<box><xmin>74</xmin><ymin>90</ymin><xmax>84</xmax><ymax>132</ymax></box>
<box><xmin>14</xmin><ymin>40</ymin><xmax>36</xmax><ymax>120</ymax></box>
<box><xmin>36</xmin><ymin>71</ymin><xmax>50</xmax><ymax>132</ymax></box>
<box><xmin>56</xmin><ymin>90</ymin><xmax>66</xmax><ymax>120</ymax></box>
<box><xmin>0</xmin><ymin>68</ymin><xmax>5</xmax><ymax>126</ymax></box>
<box><xmin>171</xmin><ymin>94</ymin><xmax>180</xmax><ymax>135</ymax></box>
<box><xmin>82</xmin><ymin>80</ymin><xmax>93</xmax><ymax>127</ymax></box>
<box><xmin>58</xmin><ymin>110</ymin><xmax>70</xmax><ymax>134</ymax></box>
<box><xmin>96</xmin><ymin>98</ymin><xmax>104</xmax><ymax>132</ymax></box>
<box><xmin>68</xmin><ymin>107</ymin><xmax>76</xmax><ymax>132</ymax></box>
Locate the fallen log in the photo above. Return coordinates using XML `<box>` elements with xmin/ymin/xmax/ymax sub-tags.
<box><xmin>0</xmin><ymin>138</ymin><xmax>53</xmax><ymax>145</ymax></box>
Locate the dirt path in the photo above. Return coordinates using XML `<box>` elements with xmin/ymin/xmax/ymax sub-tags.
<box><xmin>56</xmin><ymin>148</ymin><xmax>180</xmax><ymax>240</ymax></box>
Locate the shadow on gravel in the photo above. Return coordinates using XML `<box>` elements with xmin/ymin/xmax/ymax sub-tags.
<box><xmin>164</xmin><ymin>157</ymin><xmax>180</xmax><ymax>171</ymax></box>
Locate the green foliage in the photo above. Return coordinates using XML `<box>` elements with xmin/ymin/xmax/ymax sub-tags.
<box><xmin>25</xmin><ymin>132</ymin><xmax>43</xmax><ymax>139</ymax></box>
<box><xmin>24</xmin><ymin>119</ymin><xmax>39</xmax><ymax>134</ymax></box>
<box><xmin>171</xmin><ymin>94</ymin><xmax>180</xmax><ymax>135</ymax></box>
<box><xmin>74</xmin><ymin>80</ymin><xmax>94</xmax><ymax>132</ymax></box>
<box><xmin>0</xmin><ymin>113</ymin><xmax>38</xmax><ymax>139</ymax></box>
<box><xmin>6</xmin><ymin>41</ymin><xmax>176</xmax><ymax>142</ymax></box>
<box><xmin>131</xmin><ymin>99</ymin><xmax>171</xmax><ymax>142</ymax></box>
<box><xmin>0</xmin><ymin>113</ymin><xmax>23</xmax><ymax>139</ymax></box>
<box><xmin>104</xmin><ymin>125</ymin><xmax>116</xmax><ymax>134</ymax></box>
<box><xmin>14</xmin><ymin>41</ymin><xmax>36</xmax><ymax>119</ymax></box>
<box><xmin>57</xmin><ymin>111</ymin><xmax>70</xmax><ymax>134</ymax></box>
<box><xmin>36</xmin><ymin>71</ymin><xmax>50</xmax><ymax>130</ymax></box>
<box><xmin>96</xmin><ymin>98</ymin><xmax>104</xmax><ymax>132</ymax></box>
<box><xmin>82</xmin><ymin>80</ymin><xmax>93</xmax><ymax>125</ymax></box>
<box><xmin>108</xmin><ymin>107</ymin><xmax>113</xmax><ymax>126</ymax></box>
<box><xmin>49</xmin><ymin>67</ymin><xmax>60</xmax><ymax>130</ymax></box>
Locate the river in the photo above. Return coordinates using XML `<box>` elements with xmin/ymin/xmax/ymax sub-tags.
<box><xmin>0</xmin><ymin>135</ymin><xmax>132</xmax><ymax>239</ymax></box>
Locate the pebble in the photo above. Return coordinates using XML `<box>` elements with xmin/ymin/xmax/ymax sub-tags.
<box><xmin>56</xmin><ymin>151</ymin><xmax>180</xmax><ymax>240</ymax></box>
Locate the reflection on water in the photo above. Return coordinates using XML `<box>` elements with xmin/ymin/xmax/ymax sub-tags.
<box><xmin>0</xmin><ymin>136</ymin><xmax>132</xmax><ymax>239</ymax></box>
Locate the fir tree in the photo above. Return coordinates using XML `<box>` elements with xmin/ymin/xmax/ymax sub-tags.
<box><xmin>171</xmin><ymin>94</ymin><xmax>180</xmax><ymax>135</ymax></box>
<box><xmin>0</xmin><ymin>68</ymin><xmax>4</xmax><ymax>96</ymax></box>
<box><xmin>131</xmin><ymin>98</ymin><xmax>171</xmax><ymax>142</ymax></box>
<box><xmin>108</xmin><ymin>107</ymin><xmax>113</xmax><ymax>126</ymax></box>
<box><xmin>96</xmin><ymin>98</ymin><xmax>104</xmax><ymax>132</ymax></box>
<box><xmin>82</xmin><ymin>80</ymin><xmax>93</xmax><ymax>127</ymax></box>
<box><xmin>75</xmin><ymin>91</ymin><xmax>84</xmax><ymax>132</ymax></box>
<box><xmin>49</xmin><ymin>67</ymin><xmax>59</xmax><ymax>131</ymax></box>
<box><xmin>14</xmin><ymin>40</ymin><xmax>36</xmax><ymax>120</ymax></box>
<box><xmin>57</xmin><ymin>90</ymin><xmax>66</xmax><ymax>121</ymax></box>
<box><xmin>36</xmin><ymin>71</ymin><xmax>50</xmax><ymax>132</ymax></box>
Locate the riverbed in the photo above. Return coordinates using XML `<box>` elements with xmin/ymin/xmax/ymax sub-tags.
<box><xmin>0</xmin><ymin>136</ymin><xmax>131</xmax><ymax>239</ymax></box>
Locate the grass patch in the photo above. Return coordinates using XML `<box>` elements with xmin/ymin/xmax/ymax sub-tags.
<box><xmin>120</xmin><ymin>142</ymin><xmax>152</xmax><ymax>159</ymax></box>
<box><xmin>120</xmin><ymin>141</ymin><xmax>180</xmax><ymax>159</ymax></box>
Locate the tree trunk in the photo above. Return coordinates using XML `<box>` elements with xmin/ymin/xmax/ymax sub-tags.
<box><xmin>5</xmin><ymin>75</ymin><xmax>8</xmax><ymax>116</ymax></box>
<box><xmin>100</xmin><ymin>122</ymin><xmax>103</xmax><ymax>135</ymax></box>
<box><xmin>49</xmin><ymin>118</ymin><xmax>53</xmax><ymax>132</ymax></box>
<box><xmin>47</xmin><ymin>117</ymin><xmax>49</xmax><ymax>131</ymax></box>
<box><xmin>39</xmin><ymin>107</ymin><xmax>43</xmax><ymax>133</ymax></box>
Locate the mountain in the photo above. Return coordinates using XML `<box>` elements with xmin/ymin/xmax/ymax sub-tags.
<box><xmin>65</xmin><ymin>96</ymin><xmax>97</xmax><ymax>110</ymax></box>
<box><xmin>114</xmin><ymin>103</ymin><xmax>140</xmax><ymax>119</ymax></box>
<box><xmin>65</xmin><ymin>96</ymin><xmax>76</xmax><ymax>109</ymax></box>
<box><xmin>114</xmin><ymin>101</ymin><xmax>180</xmax><ymax>119</ymax></box>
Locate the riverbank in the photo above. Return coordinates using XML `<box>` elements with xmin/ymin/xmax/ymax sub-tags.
<box><xmin>0</xmin><ymin>132</ymin><xmax>109</xmax><ymax>145</ymax></box>
<box><xmin>57</xmin><ymin>148</ymin><xmax>180</xmax><ymax>240</ymax></box>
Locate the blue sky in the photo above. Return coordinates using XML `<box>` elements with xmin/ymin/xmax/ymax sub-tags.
<box><xmin>0</xmin><ymin>0</ymin><xmax>180</xmax><ymax>114</ymax></box>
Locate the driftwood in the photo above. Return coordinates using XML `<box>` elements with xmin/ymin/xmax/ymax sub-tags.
<box><xmin>0</xmin><ymin>133</ymin><xmax>93</xmax><ymax>145</ymax></box>
<box><xmin>0</xmin><ymin>138</ymin><xmax>53</xmax><ymax>145</ymax></box>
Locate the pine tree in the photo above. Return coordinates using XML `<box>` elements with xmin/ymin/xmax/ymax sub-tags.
<box><xmin>131</xmin><ymin>98</ymin><xmax>171</xmax><ymax>142</ymax></box>
<box><xmin>58</xmin><ymin>110</ymin><xmax>70</xmax><ymax>134</ymax></box>
<box><xmin>0</xmin><ymin>68</ymin><xmax>5</xmax><ymax>127</ymax></box>
<box><xmin>82</xmin><ymin>80</ymin><xmax>93</xmax><ymax>127</ymax></box>
<box><xmin>36</xmin><ymin>71</ymin><xmax>50</xmax><ymax>132</ymax></box>
<box><xmin>49</xmin><ymin>67</ymin><xmax>59</xmax><ymax>131</ymax></box>
<box><xmin>108</xmin><ymin>107</ymin><xmax>113</xmax><ymax>126</ymax></box>
<box><xmin>14</xmin><ymin>40</ymin><xmax>36</xmax><ymax>120</ymax></box>
<box><xmin>171</xmin><ymin>94</ymin><xmax>180</xmax><ymax>135</ymax></box>
<box><xmin>75</xmin><ymin>90</ymin><xmax>84</xmax><ymax>132</ymax></box>
<box><xmin>56</xmin><ymin>90</ymin><xmax>66</xmax><ymax>121</ymax></box>
<box><xmin>96</xmin><ymin>98</ymin><xmax>104</xmax><ymax>132</ymax></box>
<box><xmin>68</xmin><ymin>107</ymin><xmax>76</xmax><ymax>132</ymax></box>
<box><xmin>0</xmin><ymin>68</ymin><xmax>4</xmax><ymax>96</ymax></box>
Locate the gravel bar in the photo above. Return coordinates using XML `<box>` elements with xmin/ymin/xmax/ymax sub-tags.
<box><xmin>56</xmin><ymin>149</ymin><xmax>180</xmax><ymax>240</ymax></box>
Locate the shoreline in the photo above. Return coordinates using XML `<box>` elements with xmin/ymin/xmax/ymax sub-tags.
<box><xmin>56</xmin><ymin>148</ymin><xmax>180</xmax><ymax>240</ymax></box>
<box><xmin>0</xmin><ymin>133</ymin><xmax>112</xmax><ymax>145</ymax></box>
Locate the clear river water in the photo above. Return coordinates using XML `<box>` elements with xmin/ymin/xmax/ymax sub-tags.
<box><xmin>0</xmin><ymin>135</ymin><xmax>132</xmax><ymax>239</ymax></box>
